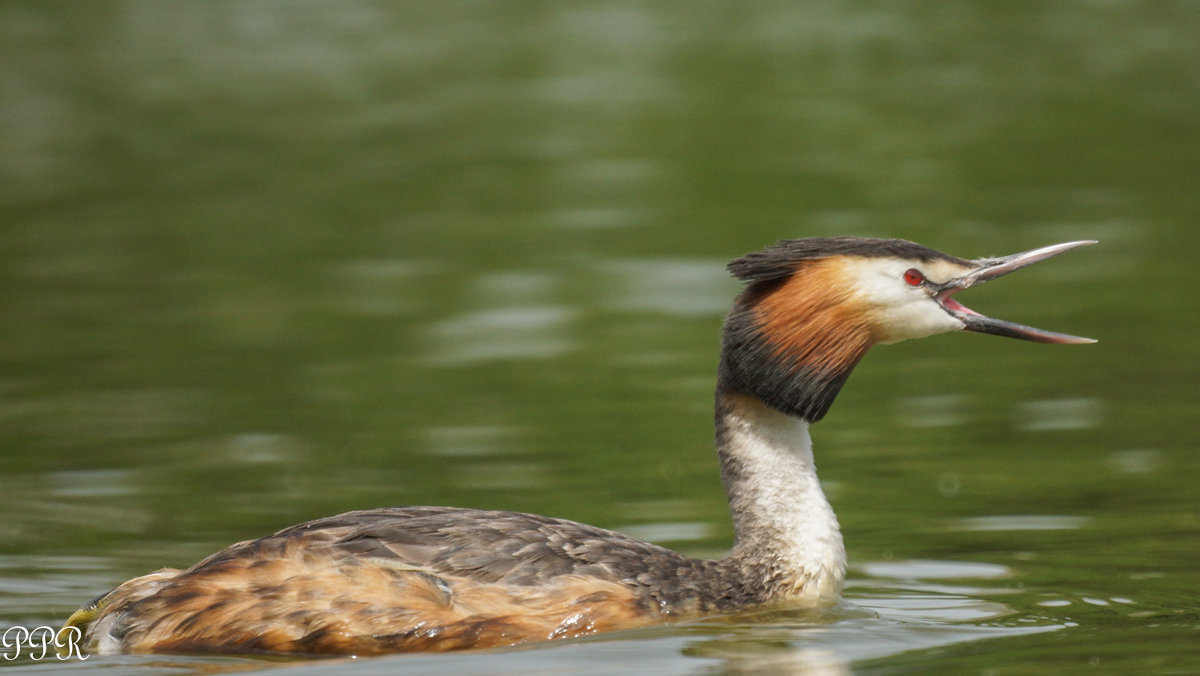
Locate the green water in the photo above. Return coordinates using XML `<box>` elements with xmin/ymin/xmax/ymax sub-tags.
<box><xmin>2</xmin><ymin>2</ymin><xmax>1198</xmax><ymax>673</ymax></box>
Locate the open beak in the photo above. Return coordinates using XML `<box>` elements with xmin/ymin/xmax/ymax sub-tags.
<box><xmin>936</xmin><ymin>240</ymin><xmax>1098</xmax><ymax>344</ymax></box>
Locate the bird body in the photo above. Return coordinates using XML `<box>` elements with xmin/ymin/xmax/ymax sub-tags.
<box><xmin>62</xmin><ymin>237</ymin><xmax>1095</xmax><ymax>655</ymax></box>
<box><xmin>77</xmin><ymin>508</ymin><xmax>703</xmax><ymax>654</ymax></box>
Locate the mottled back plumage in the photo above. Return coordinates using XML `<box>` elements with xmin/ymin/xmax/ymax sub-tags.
<box><xmin>75</xmin><ymin>507</ymin><xmax>745</xmax><ymax>654</ymax></box>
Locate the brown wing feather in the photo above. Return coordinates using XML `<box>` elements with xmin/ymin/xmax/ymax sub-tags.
<box><xmin>82</xmin><ymin>507</ymin><xmax>729</xmax><ymax>655</ymax></box>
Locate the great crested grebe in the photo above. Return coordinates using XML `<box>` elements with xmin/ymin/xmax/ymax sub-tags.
<box><xmin>62</xmin><ymin>237</ymin><xmax>1095</xmax><ymax>655</ymax></box>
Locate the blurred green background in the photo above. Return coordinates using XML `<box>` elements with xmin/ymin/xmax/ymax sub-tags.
<box><xmin>1</xmin><ymin>2</ymin><xmax>1197</xmax><ymax>673</ymax></box>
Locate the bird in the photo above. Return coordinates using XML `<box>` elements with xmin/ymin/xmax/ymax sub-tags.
<box><xmin>60</xmin><ymin>237</ymin><xmax>1095</xmax><ymax>656</ymax></box>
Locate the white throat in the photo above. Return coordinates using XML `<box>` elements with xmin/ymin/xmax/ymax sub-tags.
<box><xmin>717</xmin><ymin>393</ymin><xmax>846</xmax><ymax>604</ymax></box>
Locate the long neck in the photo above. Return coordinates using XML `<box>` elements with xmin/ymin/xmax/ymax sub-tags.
<box><xmin>714</xmin><ymin>389</ymin><xmax>846</xmax><ymax>605</ymax></box>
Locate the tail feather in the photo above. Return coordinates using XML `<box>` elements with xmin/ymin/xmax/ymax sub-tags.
<box><xmin>60</xmin><ymin>569</ymin><xmax>182</xmax><ymax>654</ymax></box>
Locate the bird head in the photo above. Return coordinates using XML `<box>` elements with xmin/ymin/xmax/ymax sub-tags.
<box><xmin>720</xmin><ymin>237</ymin><xmax>1095</xmax><ymax>422</ymax></box>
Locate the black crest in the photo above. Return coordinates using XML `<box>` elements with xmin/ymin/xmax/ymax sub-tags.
<box><xmin>727</xmin><ymin>237</ymin><xmax>967</xmax><ymax>283</ymax></box>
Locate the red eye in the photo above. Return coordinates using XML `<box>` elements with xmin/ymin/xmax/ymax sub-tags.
<box><xmin>903</xmin><ymin>268</ymin><xmax>925</xmax><ymax>286</ymax></box>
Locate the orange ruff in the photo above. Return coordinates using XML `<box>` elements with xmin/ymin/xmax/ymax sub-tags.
<box><xmin>754</xmin><ymin>259</ymin><xmax>874</xmax><ymax>374</ymax></box>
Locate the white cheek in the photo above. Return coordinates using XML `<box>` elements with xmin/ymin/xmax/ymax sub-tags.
<box><xmin>842</xmin><ymin>259</ymin><xmax>966</xmax><ymax>344</ymax></box>
<box><xmin>874</xmin><ymin>301</ymin><xmax>964</xmax><ymax>344</ymax></box>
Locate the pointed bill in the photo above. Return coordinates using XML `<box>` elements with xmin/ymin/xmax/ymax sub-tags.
<box><xmin>937</xmin><ymin>240</ymin><xmax>1098</xmax><ymax>345</ymax></box>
